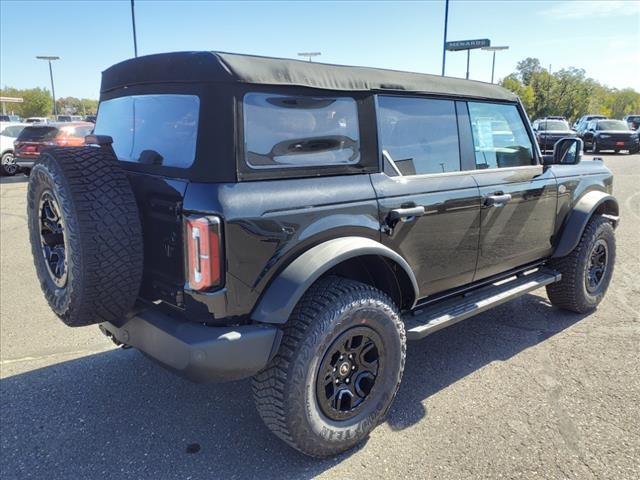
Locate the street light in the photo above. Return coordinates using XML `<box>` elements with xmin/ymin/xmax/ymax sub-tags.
<box><xmin>297</xmin><ymin>52</ymin><xmax>321</xmax><ymax>62</ymax></box>
<box><xmin>481</xmin><ymin>46</ymin><xmax>509</xmax><ymax>84</ymax></box>
<box><xmin>36</xmin><ymin>56</ymin><xmax>60</xmax><ymax>116</ymax></box>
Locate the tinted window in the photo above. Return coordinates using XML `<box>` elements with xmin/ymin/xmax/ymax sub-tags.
<box><xmin>377</xmin><ymin>96</ymin><xmax>460</xmax><ymax>176</ymax></box>
<box><xmin>243</xmin><ymin>93</ymin><xmax>360</xmax><ymax>168</ymax></box>
<box><xmin>95</xmin><ymin>94</ymin><xmax>199</xmax><ymax>168</ymax></box>
<box><xmin>0</xmin><ymin>125</ymin><xmax>25</xmax><ymax>138</ymax></box>
<box><xmin>597</xmin><ymin>120</ymin><xmax>629</xmax><ymax>130</ymax></box>
<box><xmin>538</xmin><ymin>120</ymin><xmax>570</xmax><ymax>131</ymax></box>
<box><xmin>17</xmin><ymin>126</ymin><xmax>59</xmax><ymax>141</ymax></box>
<box><xmin>468</xmin><ymin>102</ymin><xmax>534</xmax><ymax>169</ymax></box>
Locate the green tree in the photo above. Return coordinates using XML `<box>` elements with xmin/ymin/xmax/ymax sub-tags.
<box><xmin>1</xmin><ymin>87</ymin><xmax>52</xmax><ymax>117</ymax></box>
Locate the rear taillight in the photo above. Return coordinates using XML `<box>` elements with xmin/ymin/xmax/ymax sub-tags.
<box><xmin>185</xmin><ymin>216</ymin><xmax>222</xmax><ymax>291</ymax></box>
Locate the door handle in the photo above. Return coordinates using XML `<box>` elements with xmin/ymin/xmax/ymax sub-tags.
<box><xmin>484</xmin><ymin>193</ymin><xmax>512</xmax><ymax>207</ymax></box>
<box><xmin>388</xmin><ymin>206</ymin><xmax>425</xmax><ymax>222</ymax></box>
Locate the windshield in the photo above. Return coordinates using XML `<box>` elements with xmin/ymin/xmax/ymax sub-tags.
<box><xmin>597</xmin><ymin>120</ymin><xmax>629</xmax><ymax>130</ymax></box>
<box><xmin>538</xmin><ymin>120</ymin><xmax>569</xmax><ymax>131</ymax></box>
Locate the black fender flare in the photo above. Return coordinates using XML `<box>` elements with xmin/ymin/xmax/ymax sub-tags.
<box><xmin>552</xmin><ymin>191</ymin><xmax>619</xmax><ymax>258</ymax></box>
<box><xmin>250</xmin><ymin>236</ymin><xmax>419</xmax><ymax>324</ymax></box>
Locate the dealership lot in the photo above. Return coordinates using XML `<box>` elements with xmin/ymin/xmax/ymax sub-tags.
<box><xmin>1</xmin><ymin>154</ymin><xmax>639</xmax><ymax>479</ymax></box>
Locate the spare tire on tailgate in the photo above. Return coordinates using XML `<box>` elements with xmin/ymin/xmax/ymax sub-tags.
<box><xmin>27</xmin><ymin>146</ymin><xmax>143</xmax><ymax>327</ymax></box>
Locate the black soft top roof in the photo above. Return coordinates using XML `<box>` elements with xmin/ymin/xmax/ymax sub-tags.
<box><xmin>101</xmin><ymin>51</ymin><xmax>517</xmax><ymax>102</ymax></box>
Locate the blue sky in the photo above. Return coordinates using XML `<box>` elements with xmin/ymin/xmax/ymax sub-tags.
<box><xmin>1</xmin><ymin>0</ymin><xmax>639</xmax><ymax>99</ymax></box>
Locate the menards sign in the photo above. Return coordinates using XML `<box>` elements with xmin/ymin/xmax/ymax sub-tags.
<box><xmin>445</xmin><ymin>39</ymin><xmax>491</xmax><ymax>51</ymax></box>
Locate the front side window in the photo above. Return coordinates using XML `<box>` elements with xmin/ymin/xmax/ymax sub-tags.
<box><xmin>468</xmin><ymin>102</ymin><xmax>534</xmax><ymax>169</ymax></box>
<box><xmin>377</xmin><ymin>96</ymin><xmax>460</xmax><ymax>176</ymax></box>
<box><xmin>243</xmin><ymin>93</ymin><xmax>360</xmax><ymax>169</ymax></box>
<box><xmin>95</xmin><ymin>94</ymin><xmax>200</xmax><ymax>168</ymax></box>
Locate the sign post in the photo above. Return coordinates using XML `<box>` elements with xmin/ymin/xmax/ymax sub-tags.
<box><xmin>445</xmin><ymin>39</ymin><xmax>491</xmax><ymax>80</ymax></box>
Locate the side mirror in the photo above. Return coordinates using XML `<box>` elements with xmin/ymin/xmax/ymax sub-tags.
<box><xmin>551</xmin><ymin>137</ymin><xmax>583</xmax><ymax>165</ymax></box>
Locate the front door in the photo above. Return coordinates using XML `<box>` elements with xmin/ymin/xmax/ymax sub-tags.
<box><xmin>372</xmin><ymin>96</ymin><xmax>481</xmax><ymax>299</ymax></box>
<box><xmin>465</xmin><ymin>101</ymin><xmax>558</xmax><ymax>281</ymax></box>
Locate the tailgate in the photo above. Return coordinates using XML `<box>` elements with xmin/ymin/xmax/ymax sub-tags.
<box><xmin>126</xmin><ymin>171</ymin><xmax>187</xmax><ymax>308</ymax></box>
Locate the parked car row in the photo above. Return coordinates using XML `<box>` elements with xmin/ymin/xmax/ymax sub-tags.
<box><xmin>533</xmin><ymin>114</ymin><xmax>640</xmax><ymax>154</ymax></box>
<box><xmin>0</xmin><ymin>121</ymin><xmax>93</xmax><ymax>176</ymax></box>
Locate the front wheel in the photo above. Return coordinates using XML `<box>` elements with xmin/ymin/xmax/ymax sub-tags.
<box><xmin>1</xmin><ymin>152</ymin><xmax>18</xmax><ymax>176</ymax></box>
<box><xmin>252</xmin><ymin>276</ymin><xmax>406</xmax><ymax>458</ymax></box>
<box><xmin>546</xmin><ymin>216</ymin><xmax>615</xmax><ymax>313</ymax></box>
<box><xmin>591</xmin><ymin>139</ymin><xmax>599</xmax><ymax>153</ymax></box>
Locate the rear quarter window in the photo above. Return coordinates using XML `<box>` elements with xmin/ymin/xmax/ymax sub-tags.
<box><xmin>243</xmin><ymin>93</ymin><xmax>360</xmax><ymax>169</ymax></box>
<box><xmin>17</xmin><ymin>126</ymin><xmax>59</xmax><ymax>141</ymax></box>
<box><xmin>94</xmin><ymin>94</ymin><xmax>199</xmax><ymax>168</ymax></box>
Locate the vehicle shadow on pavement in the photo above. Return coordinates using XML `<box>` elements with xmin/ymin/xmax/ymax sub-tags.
<box><xmin>0</xmin><ymin>292</ymin><xmax>588</xmax><ymax>479</ymax></box>
<box><xmin>0</xmin><ymin>175</ymin><xmax>28</xmax><ymax>184</ymax></box>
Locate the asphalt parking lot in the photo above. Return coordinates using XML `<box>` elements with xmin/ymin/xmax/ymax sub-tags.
<box><xmin>1</xmin><ymin>154</ymin><xmax>639</xmax><ymax>480</ymax></box>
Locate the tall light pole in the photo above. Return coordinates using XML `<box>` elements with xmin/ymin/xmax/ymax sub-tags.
<box><xmin>131</xmin><ymin>0</ymin><xmax>138</xmax><ymax>57</ymax></box>
<box><xmin>441</xmin><ymin>0</ymin><xmax>449</xmax><ymax>76</ymax></box>
<box><xmin>36</xmin><ymin>56</ymin><xmax>60</xmax><ymax>116</ymax></box>
<box><xmin>481</xmin><ymin>46</ymin><xmax>509</xmax><ymax>83</ymax></box>
<box><xmin>297</xmin><ymin>52</ymin><xmax>321</xmax><ymax>62</ymax></box>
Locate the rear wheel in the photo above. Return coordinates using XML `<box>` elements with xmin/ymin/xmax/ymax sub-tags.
<box><xmin>1</xmin><ymin>152</ymin><xmax>18</xmax><ymax>176</ymax></box>
<box><xmin>546</xmin><ymin>216</ymin><xmax>615</xmax><ymax>313</ymax></box>
<box><xmin>27</xmin><ymin>147</ymin><xmax>143</xmax><ymax>327</ymax></box>
<box><xmin>252</xmin><ymin>276</ymin><xmax>406</xmax><ymax>457</ymax></box>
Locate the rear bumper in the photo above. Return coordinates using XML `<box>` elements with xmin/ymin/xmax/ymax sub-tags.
<box><xmin>15</xmin><ymin>158</ymin><xmax>35</xmax><ymax>169</ymax></box>
<box><xmin>100</xmin><ymin>307</ymin><xmax>281</xmax><ymax>383</ymax></box>
<box><xmin>596</xmin><ymin>138</ymin><xmax>639</xmax><ymax>150</ymax></box>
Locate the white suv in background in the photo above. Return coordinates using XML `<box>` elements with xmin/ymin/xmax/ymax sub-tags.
<box><xmin>0</xmin><ymin>122</ymin><xmax>27</xmax><ymax>176</ymax></box>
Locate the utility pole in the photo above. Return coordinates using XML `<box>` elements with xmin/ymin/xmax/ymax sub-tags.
<box><xmin>481</xmin><ymin>46</ymin><xmax>509</xmax><ymax>83</ymax></box>
<box><xmin>547</xmin><ymin>64</ymin><xmax>552</xmax><ymax>115</ymax></box>
<box><xmin>441</xmin><ymin>0</ymin><xmax>449</xmax><ymax>76</ymax></box>
<box><xmin>131</xmin><ymin>0</ymin><xmax>138</xmax><ymax>57</ymax></box>
<box><xmin>36</xmin><ymin>56</ymin><xmax>60</xmax><ymax>116</ymax></box>
<box><xmin>297</xmin><ymin>52</ymin><xmax>321</xmax><ymax>62</ymax></box>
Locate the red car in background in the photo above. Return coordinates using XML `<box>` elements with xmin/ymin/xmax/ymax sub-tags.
<box><xmin>14</xmin><ymin>122</ymin><xmax>94</xmax><ymax>174</ymax></box>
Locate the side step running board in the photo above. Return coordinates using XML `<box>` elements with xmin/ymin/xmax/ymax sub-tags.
<box><xmin>403</xmin><ymin>269</ymin><xmax>561</xmax><ymax>341</ymax></box>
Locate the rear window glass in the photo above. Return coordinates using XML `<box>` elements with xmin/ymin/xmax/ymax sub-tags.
<box><xmin>0</xmin><ymin>125</ymin><xmax>26</xmax><ymax>138</ymax></box>
<box><xmin>94</xmin><ymin>94</ymin><xmax>200</xmax><ymax>168</ymax></box>
<box><xmin>17</xmin><ymin>126</ymin><xmax>59</xmax><ymax>141</ymax></box>
<box><xmin>243</xmin><ymin>93</ymin><xmax>360</xmax><ymax>169</ymax></box>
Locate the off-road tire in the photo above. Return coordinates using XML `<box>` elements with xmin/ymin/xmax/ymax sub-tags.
<box><xmin>27</xmin><ymin>147</ymin><xmax>143</xmax><ymax>327</ymax></box>
<box><xmin>546</xmin><ymin>216</ymin><xmax>615</xmax><ymax>313</ymax></box>
<box><xmin>252</xmin><ymin>276</ymin><xmax>406</xmax><ymax>458</ymax></box>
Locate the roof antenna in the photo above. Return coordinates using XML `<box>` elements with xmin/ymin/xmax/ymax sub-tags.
<box><xmin>131</xmin><ymin>0</ymin><xmax>138</xmax><ymax>57</ymax></box>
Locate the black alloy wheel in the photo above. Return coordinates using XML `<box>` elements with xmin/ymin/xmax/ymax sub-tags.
<box><xmin>585</xmin><ymin>239</ymin><xmax>608</xmax><ymax>294</ymax></box>
<box><xmin>39</xmin><ymin>190</ymin><xmax>67</xmax><ymax>288</ymax></box>
<box><xmin>316</xmin><ymin>326</ymin><xmax>384</xmax><ymax>421</ymax></box>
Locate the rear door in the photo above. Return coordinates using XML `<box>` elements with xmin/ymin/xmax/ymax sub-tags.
<box><xmin>371</xmin><ymin>96</ymin><xmax>481</xmax><ymax>298</ymax></box>
<box><xmin>466</xmin><ymin>101</ymin><xmax>557</xmax><ymax>280</ymax></box>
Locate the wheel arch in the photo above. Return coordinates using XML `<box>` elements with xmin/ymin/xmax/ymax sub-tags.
<box><xmin>552</xmin><ymin>190</ymin><xmax>619</xmax><ymax>258</ymax></box>
<box><xmin>250</xmin><ymin>236</ymin><xmax>419</xmax><ymax>324</ymax></box>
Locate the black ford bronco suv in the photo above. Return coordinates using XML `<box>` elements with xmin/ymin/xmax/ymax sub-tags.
<box><xmin>27</xmin><ymin>52</ymin><xmax>619</xmax><ymax>457</ymax></box>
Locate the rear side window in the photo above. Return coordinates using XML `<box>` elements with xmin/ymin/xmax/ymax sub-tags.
<box><xmin>95</xmin><ymin>94</ymin><xmax>199</xmax><ymax>168</ymax></box>
<box><xmin>468</xmin><ymin>102</ymin><xmax>534</xmax><ymax>169</ymax></box>
<box><xmin>17</xmin><ymin>126</ymin><xmax>59</xmax><ymax>142</ymax></box>
<box><xmin>377</xmin><ymin>96</ymin><xmax>460</xmax><ymax>176</ymax></box>
<box><xmin>0</xmin><ymin>125</ymin><xmax>25</xmax><ymax>138</ymax></box>
<box><xmin>243</xmin><ymin>93</ymin><xmax>360</xmax><ymax>168</ymax></box>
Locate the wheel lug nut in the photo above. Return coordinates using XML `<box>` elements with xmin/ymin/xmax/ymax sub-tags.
<box><xmin>333</xmin><ymin>367</ymin><xmax>337</xmax><ymax>372</ymax></box>
<box><xmin>345</xmin><ymin>378</ymin><xmax>350</xmax><ymax>383</ymax></box>
<box><xmin>335</xmin><ymin>379</ymin><xmax>340</xmax><ymax>384</ymax></box>
<box><xmin>351</xmin><ymin>365</ymin><xmax>356</xmax><ymax>370</ymax></box>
